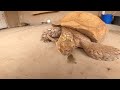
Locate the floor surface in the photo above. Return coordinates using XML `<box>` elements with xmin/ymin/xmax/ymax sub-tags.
<box><xmin>0</xmin><ymin>24</ymin><xmax>119</xmax><ymax>79</ymax></box>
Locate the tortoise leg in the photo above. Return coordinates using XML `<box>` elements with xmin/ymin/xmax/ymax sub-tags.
<box><xmin>80</xmin><ymin>40</ymin><xmax>120</xmax><ymax>61</ymax></box>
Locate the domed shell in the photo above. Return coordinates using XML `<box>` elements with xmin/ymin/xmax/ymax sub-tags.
<box><xmin>60</xmin><ymin>12</ymin><xmax>109</xmax><ymax>42</ymax></box>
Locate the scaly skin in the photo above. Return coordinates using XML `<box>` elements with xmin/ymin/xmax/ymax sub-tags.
<box><xmin>80</xmin><ymin>40</ymin><xmax>120</xmax><ymax>61</ymax></box>
<box><xmin>41</xmin><ymin>26</ymin><xmax>120</xmax><ymax>61</ymax></box>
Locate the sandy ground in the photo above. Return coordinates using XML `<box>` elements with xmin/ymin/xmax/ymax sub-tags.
<box><xmin>0</xmin><ymin>24</ymin><xmax>119</xmax><ymax>79</ymax></box>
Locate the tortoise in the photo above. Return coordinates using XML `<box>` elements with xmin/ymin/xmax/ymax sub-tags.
<box><xmin>41</xmin><ymin>12</ymin><xmax>120</xmax><ymax>63</ymax></box>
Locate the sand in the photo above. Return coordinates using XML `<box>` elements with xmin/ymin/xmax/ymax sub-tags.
<box><xmin>0</xmin><ymin>24</ymin><xmax>119</xmax><ymax>79</ymax></box>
